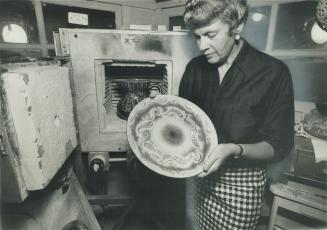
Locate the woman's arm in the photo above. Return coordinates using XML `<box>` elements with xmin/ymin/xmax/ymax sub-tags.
<box><xmin>198</xmin><ymin>141</ymin><xmax>274</xmax><ymax>177</ymax></box>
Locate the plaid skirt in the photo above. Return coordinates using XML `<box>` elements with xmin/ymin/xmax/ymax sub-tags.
<box><xmin>185</xmin><ymin>167</ymin><xmax>266</xmax><ymax>230</ymax></box>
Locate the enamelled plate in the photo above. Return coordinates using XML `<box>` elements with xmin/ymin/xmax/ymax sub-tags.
<box><xmin>127</xmin><ymin>95</ymin><xmax>218</xmax><ymax>178</ymax></box>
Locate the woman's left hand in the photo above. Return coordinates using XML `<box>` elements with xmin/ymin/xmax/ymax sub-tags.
<box><xmin>198</xmin><ymin>144</ymin><xmax>237</xmax><ymax>178</ymax></box>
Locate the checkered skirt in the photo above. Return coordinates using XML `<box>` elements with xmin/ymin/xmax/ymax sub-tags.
<box><xmin>185</xmin><ymin>167</ymin><xmax>266</xmax><ymax>230</ymax></box>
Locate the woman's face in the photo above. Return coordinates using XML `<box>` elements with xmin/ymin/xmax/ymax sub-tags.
<box><xmin>193</xmin><ymin>19</ymin><xmax>235</xmax><ymax>65</ymax></box>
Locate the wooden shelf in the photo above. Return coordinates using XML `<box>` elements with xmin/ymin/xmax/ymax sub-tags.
<box><xmin>268</xmin><ymin>182</ymin><xmax>327</xmax><ymax>230</ymax></box>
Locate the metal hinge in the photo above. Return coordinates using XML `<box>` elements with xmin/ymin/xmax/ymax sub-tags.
<box><xmin>0</xmin><ymin>133</ymin><xmax>7</xmax><ymax>156</ymax></box>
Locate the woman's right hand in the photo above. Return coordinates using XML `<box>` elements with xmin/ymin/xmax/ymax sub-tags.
<box><xmin>198</xmin><ymin>143</ymin><xmax>240</xmax><ymax>177</ymax></box>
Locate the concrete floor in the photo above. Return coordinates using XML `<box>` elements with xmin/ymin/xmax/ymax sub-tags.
<box><xmin>92</xmin><ymin>167</ymin><xmax>186</xmax><ymax>230</ymax></box>
<box><xmin>99</xmin><ymin>208</ymin><xmax>185</xmax><ymax>230</ymax></box>
<box><xmin>97</xmin><ymin>209</ymin><xmax>269</xmax><ymax>230</ymax></box>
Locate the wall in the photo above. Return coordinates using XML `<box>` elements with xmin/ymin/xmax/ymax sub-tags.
<box><xmin>122</xmin><ymin>5</ymin><xmax>155</xmax><ymax>29</ymax></box>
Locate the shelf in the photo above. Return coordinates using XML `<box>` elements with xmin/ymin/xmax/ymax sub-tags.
<box><xmin>274</xmin><ymin>215</ymin><xmax>317</xmax><ymax>230</ymax></box>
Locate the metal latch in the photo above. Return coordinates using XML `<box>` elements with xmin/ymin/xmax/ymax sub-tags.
<box><xmin>0</xmin><ymin>133</ymin><xmax>7</xmax><ymax>156</ymax></box>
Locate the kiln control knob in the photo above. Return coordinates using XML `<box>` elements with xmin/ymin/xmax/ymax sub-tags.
<box><xmin>88</xmin><ymin>152</ymin><xmax>110</xmax><ymax>173</ymax></box>
<box><xmin>90</xmin><ymin>158</ymin><xmax>104</xmax><ymax>173</ymax></box>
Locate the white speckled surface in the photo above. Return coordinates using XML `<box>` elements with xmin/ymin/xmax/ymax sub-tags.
<box><xmin>1</xmin><ymin>64</ymin><xmax>77</xmax><ymax>190</ymax></box>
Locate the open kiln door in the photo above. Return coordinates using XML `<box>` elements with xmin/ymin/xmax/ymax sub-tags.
<box><xmin>0</xmin><ymin>61</ymin><xmax>101</xmax><ymax>230</ymax></box>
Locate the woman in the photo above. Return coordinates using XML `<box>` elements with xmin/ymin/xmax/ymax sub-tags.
<box><xmin>179</xmin><ymin>0</ymin><xmax>294</xmax><ymax>229</ymax></box>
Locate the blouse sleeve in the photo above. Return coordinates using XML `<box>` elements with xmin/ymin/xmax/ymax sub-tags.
<box><xmin>257</xmin><ymin>64</ymin><xmax>295</xmax><ymax>162</ymax></box>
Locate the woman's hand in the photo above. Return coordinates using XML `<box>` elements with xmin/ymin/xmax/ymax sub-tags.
<box><xmin>198</xmin><ymin>143</ymin><xmax>240</xmax><ymax>178</ymax></box>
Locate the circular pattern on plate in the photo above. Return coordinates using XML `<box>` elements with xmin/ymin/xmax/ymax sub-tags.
<box><xmin>127</xmin><ymin>95</ymin><xmax>218</xmax><ymax>178</ymax></box>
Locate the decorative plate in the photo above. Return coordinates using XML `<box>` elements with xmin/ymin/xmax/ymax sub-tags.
<box><xmin>127</xmin><ymin>95</ymin><xmax>218</xmax><ymax>178</ymax></box>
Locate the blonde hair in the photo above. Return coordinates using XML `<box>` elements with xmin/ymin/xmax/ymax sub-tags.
<box><xmin>184</xmin><ymin>0</ymin><xmax>248</xmax><ymax>32</ymax></box>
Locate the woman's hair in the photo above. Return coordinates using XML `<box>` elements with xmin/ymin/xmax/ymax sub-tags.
<box><xmin>184</xmin><ymin>0</ymin><xmax>248</xmax><ymax>32</ymax></box>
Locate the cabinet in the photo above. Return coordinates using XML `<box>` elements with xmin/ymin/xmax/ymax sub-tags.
<box><xmin>0</xmin><ymin>0</ymin><xmax>157</xmax><ymax>58</ymax></box>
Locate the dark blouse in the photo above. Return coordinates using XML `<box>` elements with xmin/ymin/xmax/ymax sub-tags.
<box><xmin>179</xmin><ymin>41</ymin><xmax>294</xmax><ymax>166</ymax></box>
